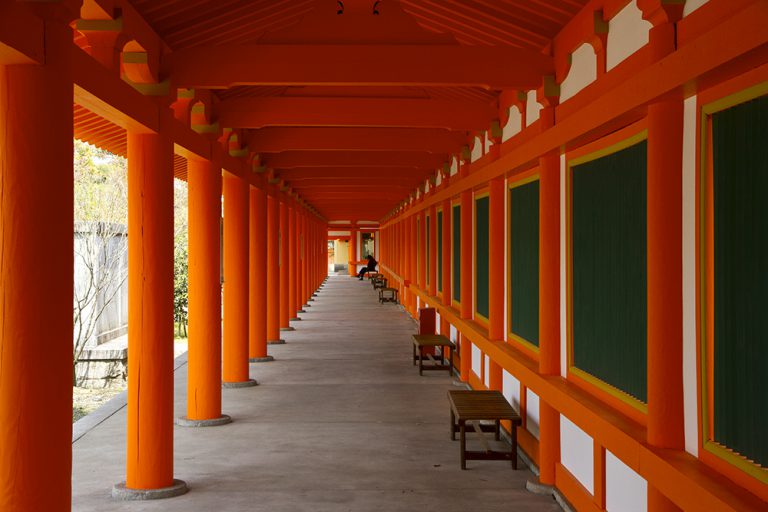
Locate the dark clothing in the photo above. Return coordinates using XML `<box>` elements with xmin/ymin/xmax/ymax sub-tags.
<box><xmin>358</xmin><ymin>257</ymin><xmax>377</xmax><ymax>279</ymax></box>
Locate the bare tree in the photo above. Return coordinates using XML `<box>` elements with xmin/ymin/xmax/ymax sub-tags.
<box><xmin>72</xmin><ymin>141</ymin><xmax>128</xmax><ymax>386</ymax></box>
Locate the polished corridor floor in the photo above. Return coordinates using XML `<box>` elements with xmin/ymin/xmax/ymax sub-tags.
<box><xmin>72</xmin><ymin>274</ymin><xmax>561</xmax><ymax>511</ymax></box>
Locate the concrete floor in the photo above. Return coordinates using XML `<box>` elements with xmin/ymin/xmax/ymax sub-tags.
<box><xmin>72</xmin><ymin>274</ymin><xmax>561</xmax><ymax>511</ymax></box>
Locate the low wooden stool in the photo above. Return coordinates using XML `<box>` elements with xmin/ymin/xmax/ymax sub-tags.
<box><xmin>378</xmin><ymin>287</ymin><xmax>399</xmax><ymax>304</ymax></box>
<box><xmin>447</xmin><ymin>390</ymin><xmax>522</xmax><ymax>470</ymax></box>
<box><xmin>412</xmin><ymin>334</ymin><xmax>455</xmax><ymax>376</ymax></box>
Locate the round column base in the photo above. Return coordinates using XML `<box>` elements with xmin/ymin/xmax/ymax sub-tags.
<box><xmin>525</xmin><ymin>478</ymin><xmax>554</xmax><ymax>496</ymax></box>
<box><xmin>175</xmin><ymin>415</ymin><xmax>232</xmax><ymax>428</ymax></box>
<box><xmin>112</xmin><ymin>479</ymin><xmax>189</xmax><ymax>501</ymax></box>
<box><xmin>297</xmin><ymin>309</ymin><xmax>307</xmax><ymax>313</ymax></box>
<box><xmin>280</xmin><ymin>326</ymin><xmax>295</xmax><ymax>332</ymax></box>
<box><xmin>249</xmin><ymin>355</ymin><xmax>274</xmax><ymax>363</ymax></box>
<box><xmin>267</xmin><ymin>339</ymin><xmax>286</xmax><ymax>345</ymax></box>
<box><xmin>290</xmin><ymin>317</ymin><xmax>301</xmax><ymax>321</ymax></box>
<box><xmin>222</xmin><ymin>379</ymin><xmax>258</xmax><ymax>388</ymax></box>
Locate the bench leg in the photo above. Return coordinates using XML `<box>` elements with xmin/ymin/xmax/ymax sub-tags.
<box><xmin>412</xmin><ymin>343</ymin><xmax>416</xmax><ymax>366</ymax></box>
<box><xmin>495</xmin><ymin>420</ymin><xmax>500</xmax><ymax>441</ymax></box>
<box><xmin>418</xmin><ymin>348</ymin><xmax>423</xmax><ymax>376</ymax></box>
<box><xmin>460</xmin><ymin>420</ymin><xmax>466</xmax><ymax>470</ymax></box>
<box><xmin>450</xmin><ymin>409</ymin><xmax>455</xmax><ymax>441</ymax></box>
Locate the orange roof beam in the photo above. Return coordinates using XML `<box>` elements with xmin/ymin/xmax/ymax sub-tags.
<box><xmin>217</xmin><ymin>97</ymin><xmax>496</xmax><ymax>131</ymax></box>
<box><xmin>247</xmin><ymin>127</ymin><xmax>466</xmax><ymax>154</ymax></box>
<box><xmin>163</xmin><ymin>44</ymin><xmax>553</xmax><ymax>90</ymax></box>
<box><xmin>277</xmin><ymin>168</ymin><xmax>433</xmax><ymax>180</ymax></box>
<box><xmin>264</xmin><ymin>151</ymin><xmax>446</xmax><ymax>170</ymax></box>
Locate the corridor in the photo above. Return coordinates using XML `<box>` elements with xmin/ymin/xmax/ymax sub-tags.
<box><xmin>72</xmin><ymin>274</ymin><xmax>559</xmax><ymax>512</ymax></box>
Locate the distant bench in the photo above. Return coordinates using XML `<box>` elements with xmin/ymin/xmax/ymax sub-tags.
<box><xmin>411</xmin><ymin>334</ymin><xmax>454</xmax><ymax>376</ymax></box>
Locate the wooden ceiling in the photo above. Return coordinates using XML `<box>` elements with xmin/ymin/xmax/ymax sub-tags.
<box><xmin>85</xmin><ymin>0</ymin><xmax>589</xmax><ymax>221</ymax></box>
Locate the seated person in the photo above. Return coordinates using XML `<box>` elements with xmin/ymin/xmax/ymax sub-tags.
<box><xmin>358</xmin><ymin>255</ymin><xmax>377</xmax><ymax>280</ymax></box>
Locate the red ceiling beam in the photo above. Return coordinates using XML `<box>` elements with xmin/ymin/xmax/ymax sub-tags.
<box><xmin>247</xmin><ymin>127</ymin><xmax>467</xmax><ymax>154</ymax></box>
<box><xmin>163</xmin><ymin>44</ymin><xmax>553</xmax><ymax>90</ymax></box>
<box><xmin>217</xmin><ymin>97</ymin><xmax>496</xmax><ymax>130</ymax></box>
<box><xmin>264</xmin><ymin>151</ymin><xmax>446</xmax><ymax>170</ymax></box>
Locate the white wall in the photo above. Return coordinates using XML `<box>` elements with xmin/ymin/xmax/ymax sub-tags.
<box><xmin>560</xmin><ymin>43</ymin><xmax>597</xmax><ymax>102</ymax></box>
<box><xmin>606</xmin><ymin>0</ymin><xmax>651</xmax><ymax>71</ymax></box>
<box><xmin>526</xmin><ymin>389</ymin><xmax>540</xmax><ymax>439</ymax></box>
<box><xmin>471</xmin><ymin>343</ymin><xmax>482</xmax><ymax>378</ymax></box>
<box><xmin>503</xmin><ymin>105</ymin><xmax>522</xmax><ymax>142</ymax></box>
<box><xmin>470</xmin><ymin>135</ymin><xmax>483</xmax><ymax>163</ymax></box>
<box><xmin>606</xmin><ymin>451</ymin><xmax>648</xmax><ymax>512</ymax></box>
<box><xmin>560</xmin><ymin>415</ymin><xmax>595</xmax><ymax>493</ymax></box>
<box><xmin>684</xmin><ymin>0</ymin><xmax>709</xmax><ymax>16</ymax></box>
<box><xmin>502</xmin><ymin>370</ymin><xmax>522</xmax><ymax>410</ymax></box>
<box><xmin>526</xmin><ymin>90</ymin><xmax>541</xmax><ymax>126</ymax></box>
<box><xmin>484</xmin><ymin>355</ymin><xmax>490</xmax><ymax>387</ymax></box>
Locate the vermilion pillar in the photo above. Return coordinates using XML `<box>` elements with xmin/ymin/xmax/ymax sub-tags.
<box><xmin>222</xmin><ymin>173</ymin><xmax>255</xmax><ymax>386</ymax></box>
<box><xmin>249</xmin><ymin>185</ymin><xmax>271</xmax><ymax>362</ymax></box>
<box><xmin>299</xmin><ymin>212</ymin><xmax>308</xmax><ymax>311</ymax></box>
<box><xmin>279</xmin><ymin>199</ymin><xmax>292</xmax><ymax>331</ymax></box>
<box><xmin>184</xmin><ymin>159</ymin><xmax>228</xmax><ymax>425</ymax></box>
<box><xmin>349</xmin><ymin>228</ymin><xmax>358</xmax><ymax>277</ymax></box>
<box><xmin>0</xmin><ymin>22</ymin><xmax>76</xmax><ymax>509</ymax></box>
<box><xmin>418</xmin><ymin>213</ymin><xmax>426</xmax><ymax>290</ymax></box>
<box><xmin>487</xmin><ymin>177</ymin><xmax>505</xmax><ymax>391</ymax></box>
<box><xmin>122</xmin><ymin>127</ymin><xmax>186</xmax><ymax>497</ymax></box>
<box><xmin>288</xmin><ymin>204</ymin><xmax>298</xmax><ymax>320</ymax></box>
<box><xmin>538</xmin><ymin>106</ymin><xmax>561</xmax><ymax>487</ymax></box>
<box><xmin>460</xmin><ymin>189</ymin><xmax>473</xmax><ymax>319</ymax></box>
<box><xmin>441</xmin><ymin>198</ymin><xmax>452</xmax><ymax>338</ymax></box>
<box><xmin>428</xmin><ymin>205</ymin><xmax>437</xmax><ymax>297</ymax></box>
<box><xmin>266</xmin><ymin>193</ymin><xmax>282</xmax><ymax>344</ymax></box>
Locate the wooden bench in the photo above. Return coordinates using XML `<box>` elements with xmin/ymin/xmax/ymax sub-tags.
<box><xmin>364</xmin><ymin>271</ymin><xmax>381</xmax><ymax>280</ymax></box>
<box><xmin>447</xmin><ymin>390</ymin><xmax>522</xmax><ymax>470</ymax></box>
<box><xmin>372</xmin><ymin>276</ymin><xmax>387</xmax><ymax>290</ymax></box>
<box><xmin>378</xmin><ymin>287</ymin><xmax>398</xmax><ymax>304</ymax></box>
<box><xmin>412</xmin><ymin>334</ymin><xmax>455</xmax><ymax>376</ymax></box>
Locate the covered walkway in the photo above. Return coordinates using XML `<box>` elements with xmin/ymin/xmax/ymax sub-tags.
<box><xmin>72</xmin><ymin>274</ymin><xmax>558</xmax><ymax>512</ymax></box>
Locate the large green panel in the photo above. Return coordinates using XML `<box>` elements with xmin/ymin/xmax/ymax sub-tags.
<box><xmin>475</xmin><ymin>196</ymin><xmax>490</xmax><ymax>318</ymax></box>
<box><xmin>572</xmin><ymin>139</ymin><xmax>647</xmax><ymax>403</ymax></box>
<box><xmin>437</xmin><ymin>211</ymin><xmax>443</xmax><ymax>292</ymax></box>
<box><xmin>510</xmin><ymin>181</ymin><xmax>539</xmax><ymax>345</ymax></box>
<box><xmin>453</xmin><ymin>205</ymin><xmax>461</xmax><ymax>301</ymax></box>
<box><xmin>712</xmin><ymin>94</ymin><xmax>768</xmax><ymax>467</ymax></box>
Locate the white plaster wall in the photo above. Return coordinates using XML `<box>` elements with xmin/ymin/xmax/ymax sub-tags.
<box><xmin>328</xmin><ymin>230</ymin><xmax>351</xmax><ymax>237</ymax></box>
<box><xmin>435</xmin><ymin>312</ymin><xmax>441</xmax><ymax>334</ymax></box>
<box><xmin>471</xmin><ymin>135</ymin><xmax>483</xmax><ymax>163</ymax></box>
<box><xmin>472</xmin><ymin>343</ymin><xmax>482</xmax><ymax>378</ymax></box>
<box><xmin>502</xmin><ymin>370</ymin><xmax>521</xmax><ymax>410</ymax></box>
<box><xmin>526</xmin><ymin>90</ymin><xmax>541</xmax><ymax>126</ymax></box>
<box><xmin>450</xmin><ymin>324</ymin><xmax>458</xmax><ymax>343</ymax></box>
<box><xmin>484</xmin><ymin>355</ymin><xmax>490</xmax><ymax>387</ymax></box>
<box><xmin>484</xmin><ymin>131</ymin><xmax>493</xmax><ymax>154</ymax></box>
<box><xmin>684</xmin><ymin>0</ymin><xmax>709</xmax><ymax>16</ymax></box>
<box><xmin>560</xmin><ymin>415</ymin><xmax>595</xmax><ymax>493</ymax></box>
<box><xmin>682</xmin><ymin>94</ymin><xmax>699</xmax><ymax>456</ymax></box>
<box><xmin>435</xmin><ymin>171</ymin><xmax>443</xmax><ymax>187</ymax></box>
<box><xmin>606</xmin><ymin>1</ymin><xmax>652</xmax><ymax>71</ymax></box>
<box><xmin>560</xmin><ymin>153</ymin><xmax>568</xmax><ymax>377</ymax></box>
<box><xmin>450</xmin><ymin>156</ymin><xmax>458</xmax><ymax>176</ymax></box>
<box><xmin>560</xmin><ymin>43</ymin><xmax>597</xmax><ymax>102</ymax></box>
<box><xmin>526</xmin><ymin>389</ymin><xmax>540</xmax><ymax>439</ymax></box>
<box><xmin>503</xmin><ymin>105</ymin><xmax>522</xmax><ymax>142</ymax></box>
<box><xmin>606</xmin><ymin>451</ymin><xmax>648</xmax><ymax>512</ymax></box>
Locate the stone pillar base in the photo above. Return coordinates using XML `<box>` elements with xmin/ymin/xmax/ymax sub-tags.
<box><xmin>222</xmin><ymin>379</ymin><xmax>258</xmax><ymax>388</ymax></box>
<box><xmin>175</xmin><ymin>415</ymin><xmax>232</xmax><ymax>428</ymax></box>
<box><xmin>298</xmin><ymin>308</ymin><xmax>307</xmax><ymax>313</ymax></box>
<box><xmin>290</xmin><ymin>317</ymin><xmax>301</xmax><ymax>321</ymax></box>
<box><xmin>525</xmin><ymin>478</ymin><xmax>554</xmax><ymax>496</ymax></box>
<box><xmin>267</xmin><ymin>339</ymin><xmax>286</xmax><ymax>345</ymax></box>
<box><xmin>112</xmin><ymin>479</ymin><xmax>188</xmax><ymax>501</ymax></box>
<box><xmin>280</xmin><ymin>326</ymin><xmax>295</xmax><ymax>331</ymax></box>
<box><xmin>249</xmin><ymin>356</ymin><xmax>274</xmax><ymax>363</ymax></box>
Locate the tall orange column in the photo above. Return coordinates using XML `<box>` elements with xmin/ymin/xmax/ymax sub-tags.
<box><xmin>349</xmin><ymin>228</ymin><xmax>358</xmax><ymax>277</ymax></box>
<box><xmin>121</xmin><ymin>127</ymin><xmax>187</xmax><ymax>497</ymax></box>
<box><xmin>266</xmin><ymin>193</ymin><xmax>283</xmax><ymax>344</ymax></box>
<box><xmin>279</xmin><ymin>198</ymin><xmax>292</xmax><ymax>331</ymax></box>
<box><xmin>288</xmin><ymin>204</ymin><xmax>299</xmax><ymax>320</ymax></box>
<box><xmin>249</xmin><ymin>185</ymin><xmax>271</xmax><ymax>362</ymax></box>
<box><xmin>299</xmin><ymin>212</ymin><xmax>308</xmax><ymax>311</ymax></box>
<box><xmin>487</xmin><ymin>177</ymin><xmax>505</xmax><ymax>391</ymax></box>
<box><xmin>222</xmin><ymin>173</ymin><xmax>255</xmax><ymax>387</ymax></box>
<box><xmin>183</xmin><ymin>158</ymin><xmax>229</xmax><ymax>425</ymax></box>
<box><xmin>538</xmin><ymin>106</ymin><xmax>561</xmax><ymax>487</ymax></box>
<box><xmin>0</xmin><ymin>20</ymin><xmax>76</xmax><ymax>509</ymax></box>
<box><xmin>428</xmin><ymin>205</ymin><xmax>437</xmax><ymax>297</ymax></box>
<box><xmin>459</xmin><ymin>188</ymin><xmax>473</xmax><ymax>382</ymax></box>
<box><xmin>441</xmin><ymin>198</ymin><xmax>452</xmax><ymax>339</ymax></box>
<box><xmin>418</xmin><ymin>213</ymin><xmax>426</xmax><ymax>291</ymax></box>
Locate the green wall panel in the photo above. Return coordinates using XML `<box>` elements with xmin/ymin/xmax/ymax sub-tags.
<box><xmin>572</xmin><ymin>139</ymin><xmax>647</xmax><ymax>403</ymax></box>
<box><xmin>437</xmin><ymin>211</ymin><xmax>443</xmax><ymax>292</ymax></box>
<box><xmin>453</xmin><ymin>205</ymin><xmax>461</xmax><ymax>302</ymax></box>
<box><xmin>712</xmin><ymin>94</ymin><xmax>768</xmax><ymax>467</ymax></box>
<box><xmin>510</xmin><ymin>181</ymin><xmax>539</xmax><ymax>345</ymax></box>
<box><xmin>475</xmin><ymin>196</ymin><xmax>490</xmax><ymax>318</ymax></box>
